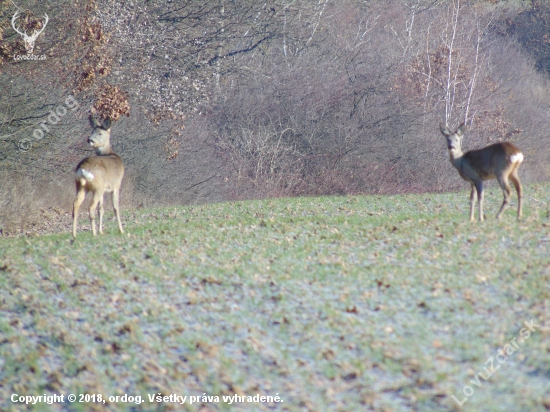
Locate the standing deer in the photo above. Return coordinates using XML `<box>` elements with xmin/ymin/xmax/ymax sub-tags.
<box><xmin>72</xmin><ymin>116</ymin><xmax>124</xmax><ymax>238</ymax></box>
<box><xmin>440</xmin><ymin>123</ymin><xmax>523</xmax><ymax>222</ymax></box>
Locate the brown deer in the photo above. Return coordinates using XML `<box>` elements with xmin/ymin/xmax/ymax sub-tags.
<box><xmin>72</xmin><ymin>116</ymin><xmax>124</xmax><ymax>237</ymax></box>
<box><xmin>440</xmin><ymin>123</ymin><xmax>523</xmax><ymax>222</ymax></box>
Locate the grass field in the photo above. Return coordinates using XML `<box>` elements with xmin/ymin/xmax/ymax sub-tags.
<box><xmin>1</xmin><ymin>183</ymin><xmax>549</xmax><ymax>411</ymax></box>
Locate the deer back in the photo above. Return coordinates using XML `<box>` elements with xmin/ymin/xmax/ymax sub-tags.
<box><xmin>75</xmin><ymin>153</ymin><xmax>124</xmax><ymax>192</ymax></box>
<box><xmin>462</xmin><ymin>142</ymin><xmax>522</xmax><ymax>181</ymax></box>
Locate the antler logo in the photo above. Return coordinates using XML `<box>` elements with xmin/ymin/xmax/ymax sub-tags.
<box><xmin>11</xmin><ymin>10</ymin><xmax>49</xmax><ymax>54</ymax></box>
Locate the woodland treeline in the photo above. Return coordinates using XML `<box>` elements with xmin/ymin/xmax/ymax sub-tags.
<box><xmin>1</xmin><ymin>0</ymin><xmax>550</xmax><ymax>232</ymax></box>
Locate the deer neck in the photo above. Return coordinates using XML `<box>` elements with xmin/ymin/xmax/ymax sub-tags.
<box><xmin>448</xmin><ymin>148</ymin><xmax>464</xmax><ymax>170</ymax></box>
<box><xmin>95</xmin><ymin>144</ymin><xmax>114</xmax><ymax>156</ymax></box>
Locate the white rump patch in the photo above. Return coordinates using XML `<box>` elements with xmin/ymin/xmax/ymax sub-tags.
<box><xmin>510</xmin><ymin>153</ymin><xmax>524</xmax><ymax>164</ymax></box>
<box><xmin>76</xmin><ymin>168</ymin><xmax>95</xmax><ymax>182</ymax></box>
<box><xmin>82</xmin><ymin>169</ymin><xmax>95</xmax><ymax>181</ymax></box>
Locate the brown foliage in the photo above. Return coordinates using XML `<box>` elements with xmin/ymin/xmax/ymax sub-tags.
<box><xmin>72</xmin><ymin>1</ymin><xmax>112</xmax><ymax>91</ymax></box>
<box><xmin>93</xmin><ymin>84</ymin><xmax>130</xmax><ymax>122</ymax></box>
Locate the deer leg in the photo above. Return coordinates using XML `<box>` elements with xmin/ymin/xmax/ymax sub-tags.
<box><xmin>474</xmin><ymin>181</ymin><xmax>484</xmax><ymax>222</ymax></box>
<box><xmin>72</xmin><ymin>185</ymin><xmax>87</xmax><ymax>238</ymax></box>
<box><xmin>510</xmin><ymin>168</ymin><xmax>522</xmax><ymax>219</ymax></box>
<box><xmin>89</xmin><ymin>191</ymin><xmax>102</xmax><ymax>236</ymax></box>
<box><xmin>469</xmin><ymin>184</ymin><xmax>477</xmax><ymax>222</ymax></box>
<box><xmin>113</xmin><ymin>188</ymin><xmax>124</xmax><ymax>234</ymax></box>
<box><xmin>496</xmin><ymin>175</ymin><xmax>512</xmax><ymax>220</ymax></box>
<box><xmin>98</xmin><ymin>195</ymin><xmax>105</xmax><ymax>235</ymax></box>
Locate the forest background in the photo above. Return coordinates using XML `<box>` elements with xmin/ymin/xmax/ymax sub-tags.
<box><xmin>2</xmin><ymin>0</ymin><xmax>550</xmax><ymax>234</ymax></box>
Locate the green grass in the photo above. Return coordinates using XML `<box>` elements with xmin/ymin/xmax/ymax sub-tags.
<box><xmin>1</xmin><ymin>183</ymin><xmax>550</xmax><ymax>411</ymax></box>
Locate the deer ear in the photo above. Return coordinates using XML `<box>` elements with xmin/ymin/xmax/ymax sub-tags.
<box><xmin>89</xmin><ymin>116</ymin><xmax>100</xmax><ymax>129</ymax></box>
<box><xmin>440</xmin><ymin>124</ymin><xmax>451</xmax><ymax>137</ymax></box>
<box><xmin>457</xmin><ymin>123</ymin><xmax>465</xmax><ymax>137</ymax></box>
<box><xmin>102</xmin><ymin>118</ymin><xmax>111</xmax><ymax>130</ymax></box>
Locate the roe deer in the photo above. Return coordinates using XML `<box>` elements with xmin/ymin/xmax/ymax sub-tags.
<box><xmin>440</xmin><ymin>123</ymin><xmax>523</xmax><ymax>222</ymax></box>
<box><xmin>72</xmin><ymin>116</ymin><xmax>124</xmax><ymax>237</ymax></box>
